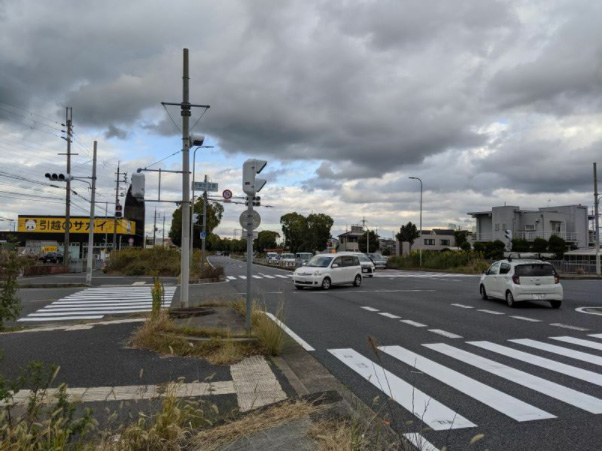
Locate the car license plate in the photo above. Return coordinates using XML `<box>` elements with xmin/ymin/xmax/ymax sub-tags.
<box><xmin>532</xmin><ymin>294</ymin><xmax>546</xmax><ymax>300</ymax></box>
<box><xmin>362</xmin><ymin>268</ymin><xmax>369</xmax><ymax>273</ymax></box>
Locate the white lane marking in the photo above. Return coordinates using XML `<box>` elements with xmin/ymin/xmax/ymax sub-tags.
<box><xmin>275</xmin><ymin>275</ymin><xmax>289</xmax><ymax>279</ymax></box>
<box><xmin>550</xmin><ymin>336</ymin><xmax>602</xmax><ymax>351</ymax></box>
<box><xmin>512</xmin><ymin>339</ymin><xmax>602</xmax><ymax>367</ymax></box>
<box><xmin>329</xmin><ymin>348</ymin><xmax>476</xmax><ymax>430</ymax></box>
<box><xmin>252</xmin><ymin>275</ymin><xmax>262</xmax><ymax>279</ymax></box>
<box><xmin>361</xmin><ymin>306</ymin><xmax>379</xmax><ymax>312</ymax></box>
<box><xmin>477</xmin><ymin>309</ymin><xmax>505</xmax><ymax>315</ymax></box>
<box><xmin>549</xmin><ymin>323</ymin><xmax>589</xmax><ymax>331</ymax></box>
<box><xmin>264</xmin><ymin>312</ymin><xmax>315</xmax><ymax>352</ymax></box>
<box><xmin>378</xmin><ymin>312</ymin><xmax>401</xmax><ymax>319</ymax></box>
<box><xmin>28</xmin><ymin>309</ymin><xmax>152</xmax><ymax>317</ymax></box>
<box><xmin>400</xmin><ymin>320</ymin><xmax>427</xmax><ymax>327</ymax></box>
<box><xmin>132</xmin><ymin>282</ymin><xmax>146</xmax><ymax>286</ymax></box>
<box><xmin>469</xmin><ymin>341</ymin><xmax>602</xmax><ymax>387</ymax></box>
<box><xmin>589</xmin><ymin>334</ymin><xmax>602</xmax><ymax>339</ymax></box>
<box><xmin>403</xmin><ymin>433</ymin><xmax>440</xmax><ymax>451</ymax></box>
<box><xmin>239</xmin><ymin>276</ymin><xmax>247</xmax><ymax>280</ymax></box>
<box><xmin>428</xmin><ymin>329</ymin><xmax>463</xmax><ymax>339</ymax></box>
<box><xmin>382</xmin><ymin>345</ymin><xmax>554</xmax><ymax>422</ymax></box>
<box><xmin>510</xmin><ymin>316</ymin><xmax>541</xmax><ymax>322</ymax></box>
<box><xmin>426</xmin><ymin>343</ymin><xmax>602</xmax><ymax>414</ymax></box>
<box><xmin>576</xmin><ymin>307</ymin><xmax>602</xmax><ymax>316</ymax></box>
<box><xmin>451</xmin><ymin>304</ymin><xmax>475</xmax><ymax>309</ymax></box>
<box><xmin>18</xmin><ymin>316</ymin><xmax>104</xmax><ymax>322</ymax></box>
<box><xmin>227</xmin><ymin>276</ymin><xmax>237</xmax><ymax>280</ymax></box>
<box><xmin>259</xmin><ymin>274</ymin><xmax>276</xmax><ymax>279</ymax></box>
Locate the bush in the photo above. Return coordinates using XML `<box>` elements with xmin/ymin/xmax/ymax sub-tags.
<box><xmin>548</xmin><ymin>235</ymin><xmax>567</xmax><ymax>258</ymax></box>
<box><xmin>511</xmin><ymin>238</ymin><xmax>530</xmax><ymax>252</ymax></box>
<box><xmin>532</xmin><ymin>238</ymin><xmax>548</xmax><ymax>253</ymax></box>
<box><xmin>191</xmin><ymin>264</ymin><xmax>225</xmax><ymax>282</ymax></box>
<box><xmin>104</xmin><ymin>248</ymin><xmax>181</xmax><ymax>276</ymax></box>
<box><xmin>387</xmin><ymin>250</ymin><xmax>489</xmax><ymax>273</ymax></box>
<box><xmin>0</xmin><ymin>250</ymin><xmax>23</xmax><ymax>329</ymax></box>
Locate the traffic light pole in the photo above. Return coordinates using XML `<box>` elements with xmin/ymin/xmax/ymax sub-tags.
<box><xmin>86</xmin><ymin>142</ymin><xmax>97</xmax><ymax>286</ymax></box>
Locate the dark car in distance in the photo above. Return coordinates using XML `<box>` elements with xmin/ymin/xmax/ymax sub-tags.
<box><xmin>39</xmin><ymin>252</ymin><xmax>64</xmax><ymax>264</ymax></box>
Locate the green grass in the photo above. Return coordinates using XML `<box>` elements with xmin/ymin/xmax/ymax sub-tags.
<box><xmin>387</xmin><ymin>250</ymin><xmax>489</xmax><ymax>274</ymax></box>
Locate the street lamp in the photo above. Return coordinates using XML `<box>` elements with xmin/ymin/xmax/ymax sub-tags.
<box><xmin>409</xmin><ymin>176</ymin><xmax>423</xmax><ymax>267</ymax></box>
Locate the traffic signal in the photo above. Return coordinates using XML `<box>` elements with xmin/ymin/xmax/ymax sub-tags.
<box><xmin>131</xmin><ymin>173</ymin><xmax>145</xmax><ymax>200</ymax></box>
<box><xmin>45</xmin><ymin>173</ymin><xmax>73</xmax><ymax>182</ymax></box>
<box><xmin>115</xmin><ymin>204</ymin><xmax>123</xmax><ymax>218</ymax></box>
<box><xmin>244</xmin><ymin>196</ymin><xmax>261</xmax><ymax>207</ymax></box>
<box><xmin>242</xmin><ymin>159</ymin><xmax>267</xmax><ymax>196</ymax></box>
<box><xmin>504</xmin><ymin>229</ymin><xmax>512</xmax><ymax>240</ymax></box>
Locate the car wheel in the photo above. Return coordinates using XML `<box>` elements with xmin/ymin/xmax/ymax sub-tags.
<box><xmin>321</xmin><ymin>277</ymin><xmax>331</xmax><ymax>290</ymax></box>
<box><xmin>506</xmin><ymin>291</ymin><xmax>516</xmax><ymax>308</ymax></box>
<box><xmin>480</xmin><ymin>285</ymin><xmax>489</xmax><ymax>300</ymax></box>
<box><xmin>353</xmin><ymin>275</ymin><xmax>362</xmax><ymax>287</ymax></box>
<box><xmin>295</xmin><ymin>285</ymin><xmax>303</xmax><ymax>290</ymax></box>
<box><xmin>550</xmin><ymin>300</ymin><xmax>562</xmax><ymax>309</ymax></box>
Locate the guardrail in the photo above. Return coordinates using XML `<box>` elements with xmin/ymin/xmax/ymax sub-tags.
<box><xmin>547</xmin><ymin>259</ymin><xmax>597</xmax><ymax>274</ymax></box>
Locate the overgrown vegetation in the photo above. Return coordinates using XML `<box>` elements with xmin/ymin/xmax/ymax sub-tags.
<box><xmin>0</xmin><ymin>361</ymin><xmax>95</xmax><ymax>449</ymax></box>
<box><xmin>190</xmin><ymin>263</ymin><xmax>224</xmax><ymax>282</ymax></box>
<box><xmin>151</xmin><ymin>277</ymin><xmax>164</xmax><ymax>319</ymax></box>
<box><xmin>232</xmin><ymin>299</ymin><xmax>288</xmax><ymax>356</ymax></box>
<box><xmin>0</xmin><ymin>250</ymin><xmax>23</xmax><ymax>329</ymax></box>
<box><xmin>104</xmin><ymin>247</ymin><xmax>181</xmax><ymax>276</ymax></box>
<box><xmin>387</xmin><ymin>250</ymin><xmax>489</xmax><ymax>273</ymax></box>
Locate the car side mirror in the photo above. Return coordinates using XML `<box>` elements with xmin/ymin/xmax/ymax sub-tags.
<box><xmin>332</xmin><ymin>264</ymin><xmax>339</xmax><ymax>268</ymax></box>
<box><xmin>302</xmin><ymin>262</ymin><xmax>307</xmax><ymax>266</ymax></box>
<box><xmin>483</xmin><ymin>270</ymin><xmax>488</xmax><ymax>275</ymax></box>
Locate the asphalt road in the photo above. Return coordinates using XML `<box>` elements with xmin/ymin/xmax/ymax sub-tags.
<box><xmin>213</xmin><ymin>255</ymin><xmax>602</xmax><ymax>451</ymax></box>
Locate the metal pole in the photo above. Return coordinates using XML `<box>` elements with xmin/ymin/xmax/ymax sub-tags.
<box><xmin>86</xmin><ymin>142</ymin><xmax>97</xmax><ymax>285</ymax></box>
<box><xmin>153</xmin><ymin>207</ymin><xmax>157</xmax><ymax>246</ymax></box>
<box><xmin>202</xmin><ymin>175</ymin><xmax>208</xmax><ymax>266</ymax></box>
<box><xmin>594</xmin><ymin>163</ymin><xmax>600</xmax><ymax>276</ymax></box>
<box><xmin>113</xmin><ymin>161</ymin><xmax>120</xmax><ymax>251</ymax></box>
<box><xmin>246</xmin><ymin>202</ymin><xmax>253</xmax><ymax>333</ymax></box>
<box><xmin>190</xmin><ymin>148</ymin><xmax>198</xmax><ymax>264</ymax></box>
<box><xmin>180</xmin><ymin>48</ymin><xmax>191</xmax><ymax>308</ymax></box>
<box><xmin>419</xmin><ymin>179</ymin><xmax>422</xmax><ymax>267</ymax></box>
<box><xmin>64</xmin><ymin>107</ymin><xmax>72</xmax><ymax>268</ymax></box>
<box><xmin>104</xmin><ymin>202</ymin><xmax>108</xmax><ymax>252</ymax></box>
<box><xmin>162</xmin><ymin>214</ymin><xmax>166</xmax><ymax>247</ymax></box>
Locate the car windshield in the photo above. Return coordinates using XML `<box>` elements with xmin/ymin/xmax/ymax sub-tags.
<box><xmin>370</xmin><ymin>254</ymin><xmax>385</xmax><ymax>261</ymax></box>
<box><xmin>297</xmin><ymin>253</ymin><xmax>313</xmax><ymax>259</ymax></box>
<box><xmin>307</xmin><ymin>256</ymin><xmax>334</xmax><ymax>267</ymax></box>
<box><xmin>515</xmin><ymin>264</ymin><xmax>556</xmax><ymax>277</ymax></box>
<box><xmin>282</xmin><ymin>254</ymin><xmax>294</xmax><ymax>259</ymax></box>
<box><xmin>358</xmin><ymin>255</ymin><xmax>371</xmax><ymax>263</ymax></box>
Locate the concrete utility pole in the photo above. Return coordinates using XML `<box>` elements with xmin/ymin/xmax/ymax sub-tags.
<box><xmin>180</xmin><ymin>48</ymin><xmax>192</xmax><ymax>308</ymax></box>
<box><xmin>153</xmin><ymin>207</ymin><xmax>157</xmax><ymax>247</ymax></box>
<box><xmin>409</xmin><ymin>177</ymin><xmax>423</xmax><ymax>267</ymax></box>
<box><xmin>86</xmin><ymin>142</ymin><xmax>97</xmax><ymax>286</ymax></box>
<box><xmin>201</xmin><ymin>174</ymin><xmax>208</xmax><ymax>266</ymax></box>
<box><xmin>162</xmin><ymin>213</ymin><xmax>166</xmax><ymax>247</ymax></box>
<box><xmin>595</xmin><ymin>163</ymin><xmax>600</xmax><ymax>276</ymax></box>
<box><xmin>113</xmin><ymin>161</ymin><xmax>120</xmax><ymax>250</ymax></box>
<box><xmin>62</xmin><ymin>107</ymin><xmax>73</xmax><ymax>268</ymax></box>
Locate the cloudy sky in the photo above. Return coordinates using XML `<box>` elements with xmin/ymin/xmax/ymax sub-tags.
<box><xmin>1</xmin><ymin>0</ymin><xmax>601</xmax><ymax>241</ymax></box>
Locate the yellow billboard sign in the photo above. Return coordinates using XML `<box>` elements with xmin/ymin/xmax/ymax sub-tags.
<box><xmin>18</xmin><ymin>217</ymin><xmax>136</xmax><ymax>235</ymax></box>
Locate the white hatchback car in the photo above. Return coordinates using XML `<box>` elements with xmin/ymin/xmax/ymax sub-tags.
<box><xmin>480</xmin><ymin>259</ymin><xmax>563</xmax><ymax>308</ymax></box>
<box><xmin>293</xmin><ymin>254</ymin><xmax>363</xmax><ymax>290</ymax></box>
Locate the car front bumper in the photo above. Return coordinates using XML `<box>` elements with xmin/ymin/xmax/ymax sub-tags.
<box><xmin>293</xmin><ymin>274</ymin><xmax>323</xmax><ymax>287</ymax></box>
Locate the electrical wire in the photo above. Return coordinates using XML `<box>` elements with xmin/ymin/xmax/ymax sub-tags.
<box><xmin>161</xmin><ymin>103</ymin><xmax>181</xmax><ymax>133</ymax></box>
<box><xmin>189</xmin><ymin>107</ymin><xmax>209</xmax><ymax>132</ymax></box>
<box><xmin>146</xmin><ymin>149</ymin><xmax>182</xmax><ymax>169</ymax></box>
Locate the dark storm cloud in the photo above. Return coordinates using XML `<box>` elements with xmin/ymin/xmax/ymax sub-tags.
<box><xmin>104</xmin><ymin>124</ymin><xmax>128</xmax><ymax>140</ymax></box>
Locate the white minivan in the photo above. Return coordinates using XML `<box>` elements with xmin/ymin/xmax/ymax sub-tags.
<box><xmin>293</xmin><ymin>254</ymin><xmax>363</xmax><ymax>290</ymax></box>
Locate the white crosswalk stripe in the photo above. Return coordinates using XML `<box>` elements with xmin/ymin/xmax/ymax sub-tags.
<box><xmin>18</xmin><ymin>286</ymin><xmax>177</xmax><ymax>322</ymax></box>
<box><xmin>328</xmin><ymin>333</ymin><xmax>602</xmax><ymax>434</ymax></box>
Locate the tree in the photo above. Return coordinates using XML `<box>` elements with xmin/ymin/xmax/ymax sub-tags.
<box><xmin>0</xmin><ymin>250</ymin><xmax>22</xmax><ymax>329</ymax></box>
<box><xmin>532</xmin><ymin>238</ymin><xmax>548</xmax><ymax>253</ymax></box>
<box><xmin>460</xmin><ymin>241</ymin><xmax>471</xmax><ymax>252</ymax></box>
<box><xmin>359</xmin><ymin>230</ymin><xmax>379</xmax><ymax>253</ymax></box>
<box><xmin>396</xmin><ymin>222</ymin><xmax>420</xmax><ymax>252</ymax></box>
<box><xmin>169</xmin><ymin>198</ymin><xmax>224</xmax><ymax>247</ymax></box>
<box><xmin>486</xmin><ymin>240</ymin><xmax>506</xmax><ymax>260</ymax></box>
<box><xmin>548</xmin><ymin>235</ymin><xmax>567</xmax><ymax>258</ymax></box>
<box><xmin>511</xmin><ymin>239</ymin><xmax>530</xmax><ymax>252</ymax></box>
<box><xmin>306</xmin><ymin>213</ymin><xmax>334</xmax><ymax>252</ymax></box>
<box><xmin>454</xmin><ymin>230</ymin><xmax>470</xmax><ymax>248</ymax></box>
<box><xmin>280</xmin><ymin>213</ymin><xmax>309</xmax><ymax>253</ymax></box>
<box><xmin>473</xmin><ymin>242</ymin><xmax>486</xmax><ymax>254</ymax></box>
<box><xmin>254</xmin><ymin>230</ymin><xmax>280</xmax><ymax>252</ymax></box>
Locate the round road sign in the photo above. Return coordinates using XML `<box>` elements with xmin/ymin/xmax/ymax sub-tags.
<box><xmin>223</xmin><ymin>189</ymin><xmax>233</xmax><ymax>200</ymax></box>
<box><xmin>239</xmin><ymin>210</ymin><xmax>261</xmax><ymax>230</ymax></box>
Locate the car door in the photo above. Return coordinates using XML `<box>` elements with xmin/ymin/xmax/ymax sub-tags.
<box><xmin>484</xmin><ymin>262</ymin><xmax>501</xmax><ymax>297</ymax></box>
<box><xmin>498</xmin><ymin>262</ymin><xmax>512</xmax><ymax>296</ymax></box>
<box><xmin>341</xmin><ymin>256</ymin><xmax>356</xmax><ymax>283</ymax></box>
<box><xmin>330</xmin><ymin>257</ymin><xmax>344</xmax><ymax>284</ymax></box>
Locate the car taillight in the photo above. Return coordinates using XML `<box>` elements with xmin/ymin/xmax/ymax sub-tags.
<box><xmin>554</xmin><ymin>274</ymin><xmax>560</xmax><ymax>284</ymax></box>
<box><xmin>512</xmin><ymin>275</ymin><xmax>520</xmax><ymax>285</ymax></box>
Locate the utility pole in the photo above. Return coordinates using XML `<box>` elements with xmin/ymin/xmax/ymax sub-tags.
<box><xmin>60</xmin><ymin>107</ymin><xmax>74</xmax><ymax>268</ymax></box>
<box><xmin>86</xmin><ymin>142</ymin><xmax>97</xmax><ymax>285</ymax></box>
<box><xmin>201</xmin><ymin>174</ymin><xmax>208</xmax><ymax>266</ymax></box>
<box><xmin>153</xmin><ymin>207</ymin><xmax>157</xmax><ymax>247</ymax></box>
<box><xmin>112</xmin><ymin>163</ymin><xmax>127</xmax><ymax>251</ymax></box>
<box><xmin>180</xmin><ymin>48</ymin><xmax>192</xmax><ymax>308</ymax></box>
<box><xmin>595</xmin><ymin>163</ymin><xmax>600</xmax><ymax>276</ymax></box>
<box><xmin>162</xmin><ymin>213</ymin><xmax>166</xmax><ymax>247</ymax></box>
<box><xmin>361</xmin><ymin>217</ymin><xmax>369</xmax><ymax>253</ymax></box>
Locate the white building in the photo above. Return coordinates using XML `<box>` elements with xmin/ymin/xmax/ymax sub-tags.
<box><xmin>467</xmin><ymin>205</ymin><xmax>590</xmax><ymax>249</ymax></box>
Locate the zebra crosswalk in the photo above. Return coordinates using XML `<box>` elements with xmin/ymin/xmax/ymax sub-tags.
<box><xmin>226</xmin><ymin>274</ymin><xmax>293</xmax><ymax>281</ymax></box>
<box><xmin>18</xmin><ymin>286</ymin><xmax>177</xmax><ymax>322</ymax></box>
<box><xmin>329</xmin><ymin>333</ymin><xmax>602</xmax><ymax>433</ymax></box>
<box><xmin>373</xmin><ymin>271</ymin><xmax>479</xmax><ymax>278</ymax></box>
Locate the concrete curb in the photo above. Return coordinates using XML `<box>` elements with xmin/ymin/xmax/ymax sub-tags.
<box><xmin>273</xmin><ymin>341</ymin><xmax>405</xmax><ymax>449</ymax></box>
<box><xmin>16</xmin><ymin>283</ymin><xmax>89</xmax><ymax>289</ymax></box>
